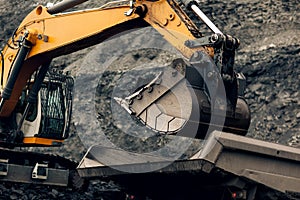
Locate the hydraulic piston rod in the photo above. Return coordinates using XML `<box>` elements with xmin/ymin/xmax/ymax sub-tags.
<box><xmin>190</xmin><ymin>4</ymin><xmax>223</xmax><ymax>35</ymax></box>
<box><xmin>182</xmin><ymin>0</ymin><xmax>223</xmax><ymax>35</ymax></box>
<box><xmin>47</xmin><ymin>0</ymin><xmax>89</xmax><ymax>14</ymax></box>
<box><xmin>0</xmin><ymin>39</ymin><xmax>32</xmax><ymax>113</ymax></box>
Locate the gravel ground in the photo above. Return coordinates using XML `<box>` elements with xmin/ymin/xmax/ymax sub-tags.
<box><xmin>0</xmin><ymin>0</ymin><xmax>299</xmax><ymax>199</ymax></box>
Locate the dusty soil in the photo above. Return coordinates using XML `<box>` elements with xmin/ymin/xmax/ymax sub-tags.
<box><xmin>0</xmin><ymin>0</ymin><xmax>299</xmax><ymax>199</ymax></box>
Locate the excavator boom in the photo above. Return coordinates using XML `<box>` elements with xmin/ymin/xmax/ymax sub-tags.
<box><xmin>0</xmin><ymin>0</ymin><xmax>201</xmax><ymax>118</ymax></box>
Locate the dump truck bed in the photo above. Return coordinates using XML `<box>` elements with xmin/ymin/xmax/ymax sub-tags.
<box><xmin>77</xmin><ymin>131</ymin><xmax>300</xmax><ymax>199</ymax></box>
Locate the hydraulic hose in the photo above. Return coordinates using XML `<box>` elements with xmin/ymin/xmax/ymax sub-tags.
<box><xmin>0</xmin><ymin>51</ymin><xmax>4</xmax><ymax>87</ymax></box>
<box><xmin>0</xmin><ymin>39</ymin><xmax>32</xmax><ymax>113</ymax></box>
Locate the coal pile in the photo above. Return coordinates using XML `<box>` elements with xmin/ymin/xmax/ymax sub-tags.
<box><xmin>0</xmin><ymin>0</ymin><xmax>299</xmax><ymax>199</ymax></box>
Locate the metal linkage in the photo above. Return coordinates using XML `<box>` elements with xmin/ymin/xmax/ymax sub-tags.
<box><xmin>124</xmin><ymin>0</ymin><xmax>136</xmax><ymax>16</ymax></box>
<box><xmin>32</xmin><ymin>163</ymin><xmax>48</xmax><ymax>180</ymax></box>
<box><xmin>185</xmin><ymin>33</ymin><xmax>224</xmax><ymax>48</ymax></box>
<box><xmin>181</xmin><ymin>1</ymin><xmax>241</xmax><ymax>110</ymax></box>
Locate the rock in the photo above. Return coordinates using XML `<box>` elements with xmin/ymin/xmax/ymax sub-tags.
<box><xmin>258</xmin><ymin>44</ymin><xmax>276</xmax><ymax>51</ymax></box>
<box><xmin>51</xmin><ymin>189</ymin><xmax>59</xmax><ymax>196</ymax></box>
<box><xmin>249</xmin><ymin>83</ymin><xmax>262</xmax><ymax>92</ymax></box>
<box><xmin>266</xmin><ymin>116</ymin><xmax>273</xmax><ymax>121</ymax></box>
<box><xmin>9</xmin><ymin>194</ymin><xmax>18</xmax><ymax>200</ymax></box>
<box><xmin>12</xmin><ymin>189</ymin><xmax>24</xmax><ymax>195</ymax></box>
<box><xmin>284</xmin><ymin>116</ymin><xmax>292</xmax><ymax>123</ymax></box>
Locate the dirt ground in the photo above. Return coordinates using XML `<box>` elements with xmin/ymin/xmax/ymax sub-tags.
<box><xmin>0</xmin><ymin>0</ymin><xmax>299</xmax><ymax>199</ymax></box>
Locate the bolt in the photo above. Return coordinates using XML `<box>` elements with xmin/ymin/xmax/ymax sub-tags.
<box><xmin>37</xmin><ymin>34</ymin><xmax>43</xmax><ymax>40</ymax></box>
<box><xmin>193</xmin><ymin>51</ymin><xmax>203</xmax><ymax>60</ymax></box>
<box><xmin>8</xmin><ymin>55</ymin><xmax>14</xmax><ymax>62</ymax></box>
<box><xmin>207</xmin><ymin>71</ymin><xmax>214</xmax><ymax>79</ymax></box>
<box><xmin>43</xmin><ymin>35</ymin><xmax>49</xmax><ymax>42</ymax></box>
<box><xmin>184</xmin><ymin>40</ymin><xmax>192</xmax><ymax>47</ymax></box>
<box><xmin>137</xmin><ymin>94</ymin><xmax>142</xmax><ymax>100</ymax></box>
<box><xmin>169</xmin><ymin>13</ymin><xmax>175</xmax><ymax>20</ymax></box>
<box><xmin>210</xmin><ymin>34</ymin><xmax>219</xmax><ymax>43</ymax></box>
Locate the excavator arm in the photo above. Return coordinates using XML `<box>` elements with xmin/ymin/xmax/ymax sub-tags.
<box><xmin>0</xmin><ymin>0</ymin><xmax>204</xmax><ymax>117</ymax></box>
<box><xmin>0</xmin><ymin>0</ymin><xmax>246</xmax><ymax>147</ymax></box>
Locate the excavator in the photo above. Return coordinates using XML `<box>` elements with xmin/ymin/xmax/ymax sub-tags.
<box><xmin>0</xmin><ymin>0</ymin><xmax>299</xmax><ymax>199</ymax></box>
